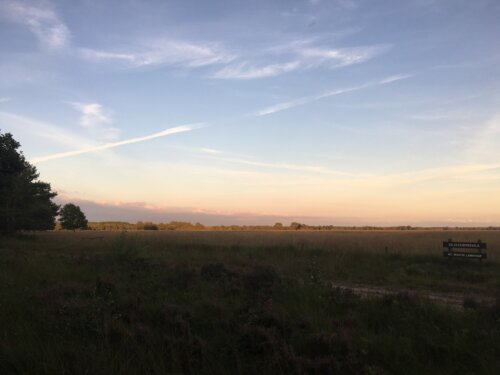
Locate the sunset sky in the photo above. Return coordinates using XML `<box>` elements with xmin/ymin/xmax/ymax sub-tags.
<box><xmin>1</xmin><ymin>0</ymin><xmax>499</xmax><ymax>225</ymax></box>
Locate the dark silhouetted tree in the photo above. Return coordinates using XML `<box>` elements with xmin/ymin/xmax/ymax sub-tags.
<box><xmin>0</xmin><ymin>130</ymin><xmax>59</xmax><ymax>233</ymax></box>
<box><xmin>59</xmin><ymin>203</ymin><xmax>88</xmax><ymax>230</ymax></box>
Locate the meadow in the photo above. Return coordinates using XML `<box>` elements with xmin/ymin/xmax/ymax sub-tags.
<box><xmin>1</xmin><ymin>230</ymin><xmax>499</xmax><ymax>374</ymax></box>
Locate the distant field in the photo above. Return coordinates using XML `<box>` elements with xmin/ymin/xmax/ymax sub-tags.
<box><xmin>31</xmin><ymin>228</ymin><xmax>500</xmax><ymax>257</ymax></box>
<box><xmin>23</xmin><ymin>230</ymin><xmax>500</xmax><ymax>294</ymax></box>
<box><xmin>1</xmin><ymin>230</ymin><xmax>499</xmax><ymax>374</ymax></box>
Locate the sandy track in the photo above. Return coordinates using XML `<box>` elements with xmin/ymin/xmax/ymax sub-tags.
<box><xmin>330</xmin><ymin>282</ymin><xmax>497</xmax><ymax>311</ymax></box>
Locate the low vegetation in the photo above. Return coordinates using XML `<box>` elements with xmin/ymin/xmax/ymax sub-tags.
<box><xmin>1</xmin><ymin>231</ymin><xmax>499</xmax><ymax>374</ymax></box>
<box><xmin>88</xmin><ymin>220</ymin><xmax>500</xmax><ymax>231</ymax></box>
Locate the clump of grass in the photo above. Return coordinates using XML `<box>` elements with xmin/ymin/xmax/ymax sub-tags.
<box><xmin>108</xmin><ymin>232</ymin><xmax>145</xmax><ymax>262</ymax></box>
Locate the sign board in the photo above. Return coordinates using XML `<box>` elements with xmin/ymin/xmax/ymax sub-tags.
<box><xmin>442</xmin><ymin>240</ymin><xmax>487</xmax><ymax>260</ymax></box>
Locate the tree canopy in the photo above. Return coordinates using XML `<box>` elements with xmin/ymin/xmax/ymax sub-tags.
<box><xmin>59</xmin><ymin>203</ymin><xmax>88</xmax><ymax>230</ymax></box>
<box><xmin>0</xmin><ymin>130</ymin><xmax>59</xmax><ymax>233</ymax></box>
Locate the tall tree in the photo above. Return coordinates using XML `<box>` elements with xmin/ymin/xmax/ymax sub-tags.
<box><xmin>0</xmin><ymin>130</ymin><xmax>59</xmax><ymax>233</ymax></box>
<box><xmin>59</xmin><ymin>203</ymin><xmax>88</xmax><ymax>230</ymax></box>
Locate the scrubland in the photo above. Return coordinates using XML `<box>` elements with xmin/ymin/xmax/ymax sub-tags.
<box><xmin>1</xmin><ymin>230</ymin><xmax>499</xmax><ymax>374</ymax></box>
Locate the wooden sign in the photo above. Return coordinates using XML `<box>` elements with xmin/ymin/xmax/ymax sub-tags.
<box><xmin>442</xmin><ymin>240</ymin><xmax>487</xmax><ymax>260</ymax></box>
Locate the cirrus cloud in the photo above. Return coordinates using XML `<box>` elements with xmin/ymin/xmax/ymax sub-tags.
<box><xmin>79</xmin><ymin>39</ymin><xmax>236</xmax><ymax>69</ymax></box>
<box><xmin>212</xmin><ymin>42</ymin><xmax>390</xmax><ymax>80</ymax></box>
<box><xmin>68</xmin><ymin>102</ymin><xmax>120</xmax><ymax>141</ymax></box>
<box><xmin>0</xmin><ymin>0</ymin><xmax>70</xmax><ymax>49</ymax></box>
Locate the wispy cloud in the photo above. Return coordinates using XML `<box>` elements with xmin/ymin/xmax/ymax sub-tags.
<box><xmin>0</xmin><ymin>1</ymin><xmax>384</xmax><ymax>80</ymax></box>
<box><xmin>0</xmin><ymin>0</ymin><xmax>70</xmax><ymax>49</ymax></box>
<box><xmin>298</xmin><ymin>45</ymin><xmax>389</xmax><ymax>68</ymax></box>
<box><xmin>0</xmin><ymin>97</ymin><xmax>12</xmax><ymax>104</ymax></box>
<box><xmin>254</xmin><ymin>73</ymin><xmax>413</xmax><ymax>116</ymax></box>
<box><xmin>83</xmin><ymin>36</ymin><xmax>386</xmax><ymax>81</ymax></box>
<box><xmin>196</xmin><ymin>148</ymin><xmax>358</xmax><ymax>177</ymax></box>
<box><xmin>1</xmin><ymin>110</ymin><xmax>205</xmax><ymax>164</ymax></box>
<box><xmin>78</xmin><ymin>49</ymin><xmax>136</xmax><ymax>63</ymax></box>
<box><xmin>212</xmin><ymin>61</ymin><xmax>302</xmax><ymax>79</ymax></box>
<box><xmin>79</xmin><ymin>39</ymin><xmax>236</xmax><ymax>69</ymax></box>
<box><xmin>213</xmin><ymin>40</ymin><xmax>390</xmax><ymax>79</ymax></box>
<box><xmin>0</xmin><ymin>110</ymin><xmax>92</xmax><ymax>149</ymax></box>
<box><xmin>195</xmin><ymin>145</ymin><xmax>499</xmax><ymax>187</ymax></box>
<box><xmin>215</xmin><ymin>156</ymin><xmax>357</xmax><ymax>176</ymax></box>
<box><xmin>377</xmin><ymin>163</ymin><xmax>500</xmax><ymax>186</ymax></box>
<box><xmin>199</xmin><ymin>148</ymin><xmax>224</xmax><ymax>155</ymax></box>
<box><xmin>377</xmin><ymin>74</ymin><xmax>413</xmax><ymax>84</ymax></box>
<box><xmin>69</xmin><ymin>102</ymin><xmax>112</xmax><ymax>128</ymax></box>
<box><xmin>68</xmin><ymin>102</ymin><xmax>119</xmax><ymax>140</ymax></box>
<box><xmin>1</xmin><ymin>1</ymin><xmax>234</xmax><ymax>72</ymax></box>
<box><xmin>308</xmin><ymin>0</ymin><xmax>357</xmax><ymax>9</ymax></box>
<box><xmin>31</xmin><ymin>124</ymin><xmax>205</xmax><ymax>163</ymax></box>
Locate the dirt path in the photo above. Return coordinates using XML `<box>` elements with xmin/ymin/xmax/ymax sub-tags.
<box><xmin>330</xmin><ymin>282</ymin><xmax>497</xmax><ymax>311</ymax></box>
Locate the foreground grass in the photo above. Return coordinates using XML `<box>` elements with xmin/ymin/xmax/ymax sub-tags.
<box><xmin>1</xmin><ymin>231</ymin><xmax>500</xmax><ymax>374</ymax></box>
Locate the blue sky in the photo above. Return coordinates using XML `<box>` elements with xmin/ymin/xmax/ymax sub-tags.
<box><xmin>1</xmin><ymin>0</ymin><xmax>499</xmax><ymax>225</ymax></box>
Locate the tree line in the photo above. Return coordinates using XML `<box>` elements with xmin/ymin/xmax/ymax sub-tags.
<box><xmin>1</xmin><ymin>130</ymin><xmax>88</xmax><ymax>233</ymax></box>
<box><xmin>86</xmin><ymin>222</ymin><xmax>500</xmax><ymax>231</ymax></box>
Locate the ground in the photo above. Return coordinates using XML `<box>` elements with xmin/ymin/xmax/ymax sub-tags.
<box><xmin>1</xmin><ymin>230</ymin><xmax>499</xmax><ymax>374</ymax></box>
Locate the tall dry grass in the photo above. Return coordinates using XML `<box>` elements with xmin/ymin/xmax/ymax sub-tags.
<box><xmin>36</xmin><ymin>230</ymin><xmax>500</xmax><ymax>261</ymax></box>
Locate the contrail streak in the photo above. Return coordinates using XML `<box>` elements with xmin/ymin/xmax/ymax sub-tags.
<box><xmin>254</xmin><ymin>73</ymin><xmax>414</xmax><ymax>116</ymax></box>
<box><xmin>31</xmin><ymin>124</ymin><xmax>205</xmax><ymax>163</ymax></box>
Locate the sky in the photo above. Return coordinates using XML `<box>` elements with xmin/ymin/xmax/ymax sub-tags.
<box><xmin>1</xmin><ymin>0</ymin><xmax>500</xmax><ymax>226</ymax></box>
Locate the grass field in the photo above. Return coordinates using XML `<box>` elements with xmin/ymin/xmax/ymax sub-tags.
<box><xmin>1</xmin><ymin>230</ymin><xmax>500</xmax><ymax>374</ymax></box>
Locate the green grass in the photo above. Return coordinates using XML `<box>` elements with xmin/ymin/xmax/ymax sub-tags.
<box><xmin>1</xmin><ymin>231</ymin><xmax>500</xmax><ymax>374</ymax></box>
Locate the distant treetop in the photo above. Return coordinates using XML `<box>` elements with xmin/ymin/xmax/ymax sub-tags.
<box><xmin>59</xmin><ymin>203</ymin><xmax>88</xmax><ymax>230</ymax></box>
